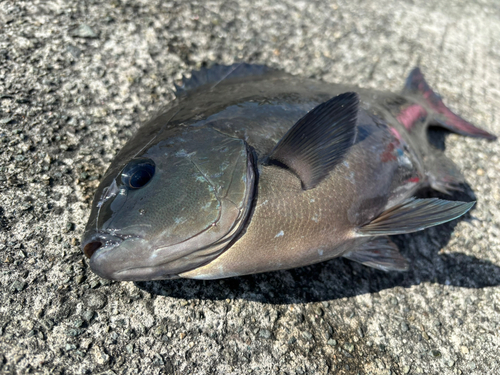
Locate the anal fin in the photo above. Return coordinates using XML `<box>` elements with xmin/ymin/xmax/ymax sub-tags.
<box><xmin>358</xmin><ymin>198</ymin><xmax>474</xmax><ymax>236</ymax></box>
<box><xmin>343</xmin><ymin>237</ymin><xmax>408</xmax><ymax>272</ymax></box>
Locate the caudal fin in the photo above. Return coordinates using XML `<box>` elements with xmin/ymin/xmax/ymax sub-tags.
<box><xmin>402</xmin><ymin>67</ymin><xmax>497</xmax><ymax>140</ymax></box>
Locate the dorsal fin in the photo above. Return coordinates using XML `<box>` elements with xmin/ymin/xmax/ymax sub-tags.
<box><xmin>174</xmin><ymin>63</ymin><xmax>280</xmax><ymax>97</ymax></box>
<box><xmin>267</xmin><ymin>92</ymin><xmax>358</xmax><ymax>190</ymax></box>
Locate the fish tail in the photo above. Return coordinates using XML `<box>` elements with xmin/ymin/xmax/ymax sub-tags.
<box><xmin>399</xmin><ymin>68</ymin><xmax>496</xmax><ymax>194</ymax></box>
<box><xmin>400</xmin><ymin>67</ymin><xmax>496</xmax><ymax>140</ymax></box>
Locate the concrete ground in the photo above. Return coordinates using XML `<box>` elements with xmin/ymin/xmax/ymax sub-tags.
<box><xmin>1</xmin><ymin>0</ymin><xmax>499</xmax><ymax>374</ymax></box>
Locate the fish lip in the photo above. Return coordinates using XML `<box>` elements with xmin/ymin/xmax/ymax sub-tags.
<box><xmin>81</xmin><ymin>231</ymin><xmax>136</xmax><ymax>260</ymax></box>
<box><xmin>83</xmin><ymin>231</ymin><xmax>150</xmax><ymax>280</ymax></box>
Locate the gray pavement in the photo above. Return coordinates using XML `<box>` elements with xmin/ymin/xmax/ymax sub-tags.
<box><xmin>1</xmin><ymin>0</ymin><xmax>499</xmax><ymax>374</ymax></box>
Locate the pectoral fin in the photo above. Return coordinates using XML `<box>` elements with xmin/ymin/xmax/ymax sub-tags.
<box><xmin>358</xmin><ymin>198</ymin><xmax>474</xmax><ymax>236</ymax></box>
<box><xmin>267</xmin><ymin>92</ymin><xmax>358</xmax><ymax>190</ymax></box>
<box><xmin>343</xmin><ymin>237</ymin><xmax>408</xmax><ymax>271</ymax></box>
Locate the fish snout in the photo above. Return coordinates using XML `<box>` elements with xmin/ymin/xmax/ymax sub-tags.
<box><xmin>82</xmin><ymin>232</ymin><xmax>174</xmax><ymax>281</ymax></box>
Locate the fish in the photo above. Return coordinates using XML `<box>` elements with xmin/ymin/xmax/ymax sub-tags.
<box><xmin>81</xmin><ymin>63</ymin><xmax>496</xmax><ymax>281</ymax></box>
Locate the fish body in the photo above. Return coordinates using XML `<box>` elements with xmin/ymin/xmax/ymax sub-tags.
<box><xmin>81</xmin><ymin>64</ymin><xmax>495</xmax><ymax>281</ymax></box>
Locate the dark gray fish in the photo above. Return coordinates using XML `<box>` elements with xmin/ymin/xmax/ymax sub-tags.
<box><xmin>81</xmin><ymin>64</ymin><xmax>496</xmax><ymax>281</ymax></box>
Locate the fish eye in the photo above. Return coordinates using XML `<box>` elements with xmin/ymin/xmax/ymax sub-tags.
<box><xmin>121</xmin><ymin>158</ymin><xmax>156</xmax><ymax>189</ymax></box>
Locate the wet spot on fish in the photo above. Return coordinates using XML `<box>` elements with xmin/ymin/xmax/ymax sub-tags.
<box><xmin>343</xmin><ymin>161</ymin><xmax>350</xmax><ymax>168</ymax></box>
<box><xmin>174</xmin><ymin>217</ymin><xmax>187</xmax><ymax>225</ymax></box>
<box><xmin>98</xmin><ymin>180</ymin><xmax>119</xmax><ymax>207</ymax></box>
<box><xmin>310</xmin><ymin>198</ymin><xmax>315</xmax><ymax>203</ymax></box>
<box><xmin>139</xmin><ymin>209</ymin><xmax>146</xmax><ymax>216</ymax></box>
<box><xmin>312</xmin><ymin>214</ymin><xmax>319</xmax><ymax>223</ymax></box>
<box><xmin>345</xmin><ymin>171</ymin><xmax>355</xmax><ymax>185</ymax></box>
<box><xmin>318</xmin><ymin>249</ymin><xmax>324</xmax><ymax>256</ymax></box>
<box><xmin>274</xmin><ymin>230</ymin><xmax>284</xmax><ymax>238</ymax></box>
<box><xmin>201</xmin><ymin>201</ymin><xmax>213</xmax><ymax>211</ymax></box>
<box><xmin>398</xmin><ymin>153</ymin><xmax>412</xmax><ymax>168</ymax></box>
<box><xmin>257</xmin><ymin>199</ymin><xmax>269</xmax><ymax>208</ymax></box>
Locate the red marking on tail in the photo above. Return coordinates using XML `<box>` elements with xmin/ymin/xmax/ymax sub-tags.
<box><xmin>403</xmin><ymin>68</ymin><xmax>497</xmax><ymax>140</ymax></box>
<box><xmin>397</xmin><ymin>104</ymin><xmax>428</xmax><ymax>131</ymax></box>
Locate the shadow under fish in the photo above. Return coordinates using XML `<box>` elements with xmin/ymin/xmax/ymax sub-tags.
<box><xmin>81</xmin><ymin>63</ymin><xmax>496</xmax><ymax>283</ymax></box>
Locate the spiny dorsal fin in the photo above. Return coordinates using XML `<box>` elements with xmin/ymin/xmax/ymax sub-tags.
<box><xmin>267</xmin><ymin>92</ymin><xmax>358</xmax><ymax>190</ymax></box>
<box><xmin>174</xmin><ymin>63</ymin><xmax>280</xmax><ymax>97</ymax></box>
<box><xmin>343</xmin><ymin>237</ymin><xmax>409</xmax><ymax>272</ymax></box>
<box><xmin>358</xmin><ymin>198</ymin><xmax>475</xmax><ymax>236</ymax></box>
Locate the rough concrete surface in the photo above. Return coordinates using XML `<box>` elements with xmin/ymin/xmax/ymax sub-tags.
<box><xmin>1</xmin><ymin>0</ymin><xmax>499</xmax><ymax>374</ymax></box>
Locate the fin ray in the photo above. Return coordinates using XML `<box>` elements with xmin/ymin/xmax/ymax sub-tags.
<box><xmin>343</xmin><ymin>237</ymin><xmax>409</xmax><ymax>272</ymax></box>
<box><xmin>358</xmin><ymin>198</ymin><xmax>474</xmax><ymax>236</ymax></box>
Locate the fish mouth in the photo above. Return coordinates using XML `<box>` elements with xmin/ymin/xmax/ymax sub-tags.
<box><xmin>81</xmin><ymin>230</ymin><xmax>212</xmax><ymax>281</ymax></box>
<box><xmin>81</xmin><ymin>231</ymin><xmax>155</xmax><ymax>280</ymax></box>
<box><xmin>83</xmin><ymin>232</ymin><xmax>123</xmax><ymax>259</ymax></box>
<box><xmin>81</xmin><ymin>211</ymin><xmax>247</xmax><ymax>281</ymax></box>
<box><xmin>82</xmin><ymin>189</ymin><xmax>255</xmax><ymax>281</ymax></box>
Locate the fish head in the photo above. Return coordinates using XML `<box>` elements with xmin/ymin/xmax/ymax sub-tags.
<box><xmin>81</xmin><ymin>127</ymin><xmax>255</xmax><ymax>280</ymax></box>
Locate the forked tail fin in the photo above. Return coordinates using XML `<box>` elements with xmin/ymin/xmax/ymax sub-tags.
<box><xmin>401</xmin><ymin>67</ymin><xmax>496</xmax><ymax>140</ymax></box>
